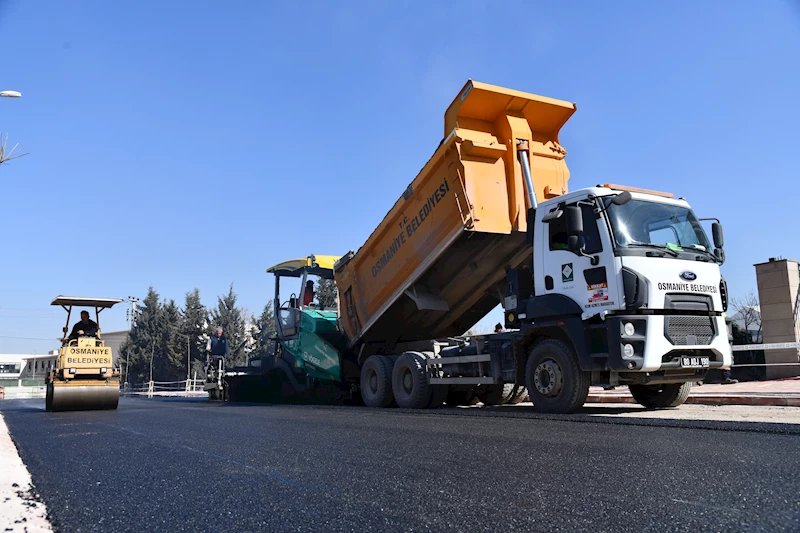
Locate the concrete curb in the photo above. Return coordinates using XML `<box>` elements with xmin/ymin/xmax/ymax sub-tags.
<box><xmin>586</xmin><ymin>395</ymin><xmax>800</xmax><ymax>407</ymax></box>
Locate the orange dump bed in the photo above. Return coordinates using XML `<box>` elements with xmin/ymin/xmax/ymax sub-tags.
<box><xmin>334</xmin><ymin>80</ymin><xmax>576</xmax><ymax>352</ymax></box>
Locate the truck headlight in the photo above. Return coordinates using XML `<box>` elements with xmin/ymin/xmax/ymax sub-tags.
<box><xmin>622</xmin><ymin>344</ymin><xmax>635</xmax><ymax>358</ymax></box>
<box><xmin>623</xmin><ymin>322</ymin><xmax>635</xmax><ymax>337</ymax></box>
<box><xmin>69</xmin><ymin>368</ymin><xmax>76</xmax><ymax>374</ymax></box>
<box><xmin>100</xmin><ymin>367</ymin><xmax>107</xmax><ymax>374</ymax></box>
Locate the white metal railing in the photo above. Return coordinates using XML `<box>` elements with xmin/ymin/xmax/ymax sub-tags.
<box><xmin>730</xmin><ymin>342</ymin><xmax>800</xmax><ymax>368</ymax></box>
<box><xmin>1</xmin><ymin>386</ymin><xmax>46</xmax><ymax>399</ymax></box>
<box><xmin>731</xmin><ymin>342</ymin><xmax>800</xmax><ymax>352</ymax></box>
<box><xmin>121</xmin><ymin>379</ymin><xmax>206</xmax><ymax>398</ymax></box>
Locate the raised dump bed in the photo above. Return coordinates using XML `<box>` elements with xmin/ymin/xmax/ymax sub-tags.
<box><xmin>334</xmin><ymin>80</ymin><xmax>576</xmax><ymax>353</ymax></box>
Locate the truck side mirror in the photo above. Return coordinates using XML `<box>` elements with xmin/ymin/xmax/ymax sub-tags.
<box><xmin>565</xmin><ymin>206</ymin><xmax>583</xmax><ymax>236</ymax></box>
<box><xmin>712</xmin><ymin>222</ymin><xmax>724</xmax><ymax>249</ymax></box>
<box><xmin>565</xmin><ymin>206</ymin><xmax>583</xmax><ymax>254</ymax></box>
<box><xmin>568</xmin><ymin>235</ymin><xmax>581</xmax><ymax>253</ymax></box>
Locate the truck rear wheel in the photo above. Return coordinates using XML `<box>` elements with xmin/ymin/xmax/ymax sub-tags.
<box><xmin>506</xmin><ymin>385</ymin><xmax>528</xmax><ymax>405</ymax></box>
<box><xmin>360</xmin><ymin>355</ymin><xmax>394</xmax><ymax>408</ymax></box>
<box><xmin>629</xmin><ymin>382</ymin><xmax>692</xmax><ymax>409</ymax></box>
<box><xmin>525</xmin><ymin>339</ymin><xmax>589</xmax><ymax>414</ymax></box>
<box><xmin>392</xmin><ymin>352</ymin><xmax>431</xmax><ymax>409</ymax></box>
<box><xmin>478</xmin><ymin>384</ymin><xmax>517</xmax><ymax>406</ymax></box>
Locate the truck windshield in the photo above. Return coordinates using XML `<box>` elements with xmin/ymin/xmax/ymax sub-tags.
<box><xmin>603</xmin><ymin>198</ymin><xmax>712</xmax><ymax>253</ymax></box>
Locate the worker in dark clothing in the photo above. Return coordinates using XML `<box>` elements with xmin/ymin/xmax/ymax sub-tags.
<box><xmin>302</xmin><ymin>280</ymin><xmax>315</xmax><ymax>307</ymax></box>
<box><xmin>68</xmin><ymin>310</ymin><xmax>98</xmax><ymax>340</ymax></box>
<box><xmin>207</xmin><ymin>327</ymin><xmax>231</xmax><ymax>359</ymax></box>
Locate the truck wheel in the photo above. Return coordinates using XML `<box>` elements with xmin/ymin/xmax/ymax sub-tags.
<box><xmin>525</xmin><ymin>339</ymin><xmax>589</xmax><ymax>414</ymax></box>
<box><xmin>392</xmin><ymin>352</ymin><xmax>431</xmax><ymax>409</ymax></box>
<box><xmin>478</xmin><ymin>384</ymin><xmax>516</xmax><ymax>406</ymax></box>
<box><xmin>360</xmin><ymin>355</ymin><xmax>394</xmax><ymax>408</ymax></box>
<box><xmin>629</xmin><ymin>382</ymin><xmax>692</xmax><ymax>409</ymax></box>
<box><xmin>506</xmin><ymin>385</ymin><xmax>528</xmax><ymax>405</ymax></box>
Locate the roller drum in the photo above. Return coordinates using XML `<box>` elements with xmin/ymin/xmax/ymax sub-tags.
<box><xmin>46</xmin><ymin>383</ymin><xmax>120</xmax><ymax>412</ymax></box>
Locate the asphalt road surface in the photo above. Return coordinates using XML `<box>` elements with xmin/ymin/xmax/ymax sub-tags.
<box><xmin>2</xmin><ymin>397</ymin><xmax>800</xmax><ymax>533</ymax></box>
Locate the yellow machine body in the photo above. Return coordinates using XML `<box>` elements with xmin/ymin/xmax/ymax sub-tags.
<box><xmin>45</xmin><ymin>296</ymin><xmax>123</xmax><ymax>412</ymax></box>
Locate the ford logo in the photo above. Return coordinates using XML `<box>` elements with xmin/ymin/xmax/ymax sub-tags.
<box><xmin>680</xmin><ymin>271</ymin><xmax>697</xmax><ymax>281</ymax></box>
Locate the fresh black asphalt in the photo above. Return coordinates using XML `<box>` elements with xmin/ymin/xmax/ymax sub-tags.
<box><xmin>2</xmin><ymin>397</ymin><xmax>799</xmax><ymax>532</ymax></box>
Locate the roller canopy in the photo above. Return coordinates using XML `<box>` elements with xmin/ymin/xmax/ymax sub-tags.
<box><xmin>51</xmin><ymin>296</ymin><xmax>124</xmax><ymax>308</ymax></box>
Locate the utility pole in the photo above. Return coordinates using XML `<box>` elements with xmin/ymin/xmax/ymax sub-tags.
<box><xmin>186</xmin><ymin>336</ymin><xmax>191</xmax><ymax>392</ymax></box>
<box><xmin>147</xmin><ymin>338</ymin><xmax>157</xmax><ymax>398</ymax></box>
<box><xmin>126</xmin><ymin>296</ymin><xmax>140</xmax><ymax>329</ymax></box>
<box><xmin>124</xmin><ymin>296</ymin><xmax>139</xmax><ymax>388</ymax></box>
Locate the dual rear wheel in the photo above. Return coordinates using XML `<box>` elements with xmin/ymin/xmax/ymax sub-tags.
<box><xmin>360</xmin><ymin>353</ymin><xmax>447</xmax><ymax>409</ymax></box>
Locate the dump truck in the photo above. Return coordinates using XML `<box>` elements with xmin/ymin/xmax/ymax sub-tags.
<box><xmin>226</xmin><ymin>80</ymin><xmax>732</xmax><ymax>413</ymax></box>
<box><xmin>46</xmin><ymin>296</ymin><xmax>123</xmax><ymax>412</ymax></box>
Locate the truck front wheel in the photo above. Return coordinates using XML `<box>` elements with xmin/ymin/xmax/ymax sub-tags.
<box><xmin>629</xmin><ymin>382</ymin><xmax>692</xmax><ymax>409</ymax></box>
<box><xmin>525</xmin><ymin>339</ymin><xmax>589</xmax><ymax>414</ymax></box>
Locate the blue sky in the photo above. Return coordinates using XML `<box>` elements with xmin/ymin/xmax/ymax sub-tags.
<box><xmin>1</xmin><ymin>1</ymin><xmax>798</xmax><ymax>354</ymax></box>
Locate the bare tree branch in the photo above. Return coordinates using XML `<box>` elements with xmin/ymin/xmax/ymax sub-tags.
<box><xmin>0</xmin><ymin>133</ymin><xmax>29</xmax><ymax>167</ymax></box>
<box><xmin>731</xmin><ymin>290</ymin><xmax>761</xmax><ymax>342</ymax></box>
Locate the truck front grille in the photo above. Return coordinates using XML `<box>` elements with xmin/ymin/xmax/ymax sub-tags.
<box><xmin>664</xmin><ymin>293</ymin><xmax>716</xmax><ymax>346</ymax></box>
<box><xmin>665</xmin><ymin>316</ymin><xmax>715</xmax><ymax>345</ymax></box>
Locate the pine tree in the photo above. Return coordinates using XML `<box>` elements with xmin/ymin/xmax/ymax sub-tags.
<box><xmin>160</xmin><ymin>299</ymin><xmax>184</xmax><ymax>381</ymax></box>
<box><xmin>250</xmin><ymin>302</ymin><xmax>277</xmax><ymax>360</ymax></box>
<box><xmin>181</xmin><ymin>289</ymin><xmax>208</xmax><ymax>379</ymax></box>
<box><xmin>210</xmin><ymin>284</ymin><xmax>248</xmax><ymax>367</ymax></box>
<box><xmin>316</xmin><ymin>278</ymin><xmax>338</xmax><ymax>310</ymax></box>
<box><xmin>120</xmin><ymin>287</ymin><xmax>162</xmax><ymax>385</ymax></box>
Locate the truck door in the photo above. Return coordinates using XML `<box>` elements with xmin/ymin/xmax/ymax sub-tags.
<box><xmin>540</xmin><ymin>201</ymin><xmax>620</xmax><ymax>315</ymax></box>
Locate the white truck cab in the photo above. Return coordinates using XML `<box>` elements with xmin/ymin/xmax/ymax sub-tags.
<box><xmin>503</xmin><ymin>184</ymin><xmax>732</xmax><ymax>411</ymax></box>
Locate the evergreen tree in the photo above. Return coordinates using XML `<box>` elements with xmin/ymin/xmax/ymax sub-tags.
<box><xmin>120</xmin><ymin>287</ymin><xmax>162</xmax><ymax>385</ymax></box>
<box><xmin>159</xmin><ymin>299</ymin><xmax>184</xmax><ymax>381</ymax></box>
<box><xmin>316</xmin><ymin>278</ymin><xmax>338</xmax><ymax>310</ymax></box>
<box><xmin>210</xmin><ymin>284</ymin><xmax>248</xmax><ymax>367</ymax></box>
<box><xmin>250</xmin><ymin>302</ymin><xmax>277</xmax><ymax>360</ymax></box>
<box><xmin>181</xmin><ymin>288</ymin><xmax>208</xmax><ymax>378</ymax></box>
<box><xmin>118</xmin><ymin>288</ymin><xmax>186</xmax><ymax>384</ymax></box>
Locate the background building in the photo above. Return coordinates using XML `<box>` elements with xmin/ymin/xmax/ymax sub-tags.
<box><xmin>754</xmin><ymin>258</ymin><xmax>800</xmax><ymax>379</ymax></box>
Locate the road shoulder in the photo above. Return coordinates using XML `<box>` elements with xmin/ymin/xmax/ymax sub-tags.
<box><xmin>0</xmin><ymin>412</ymin><xmax>53</xmax><ymax>532</ymax></box>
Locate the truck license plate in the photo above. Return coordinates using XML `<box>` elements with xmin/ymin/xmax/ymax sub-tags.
<box><xmin>681</xmin><ymin>356</ymin><xmax>710</xmax><ymax>368</ymax></box>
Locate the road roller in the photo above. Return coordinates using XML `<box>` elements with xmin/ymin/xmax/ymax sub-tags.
<box><xmin>45</xmin><ymin>296</ymin><xmax>123</xmax><ymax>412</ymax></box>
